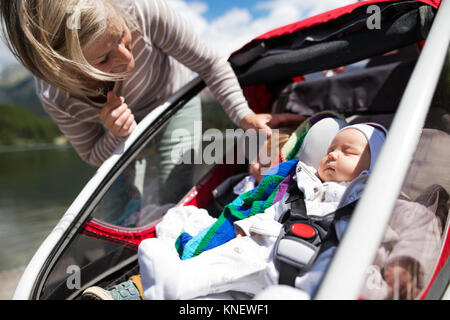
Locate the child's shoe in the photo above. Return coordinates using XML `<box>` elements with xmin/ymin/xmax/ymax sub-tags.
<box><xmin>81</xmin><ymin>280</ymin><xmax>142</xmax><ymax>300</ymax></box>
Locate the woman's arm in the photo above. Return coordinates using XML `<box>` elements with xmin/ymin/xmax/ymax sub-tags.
<box><xmin>141</xmin><ymin>0</ymin><xmax>254</xmax><ymax>126</ymax></box>
<box><xmin>35</xmin><ymin>79</ymin><xmax>128</xmax><ymax>167</ymax></box>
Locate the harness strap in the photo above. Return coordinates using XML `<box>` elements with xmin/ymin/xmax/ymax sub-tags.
<box><xmin>316</xmin><ymin>202</ymin><xmax>358</xmax><ymax>256</ymax></box>
<box><xmin>274</xmin><ymin>183</ymin><xmax>358</xmax><ymax>287</ymax></box>
<box><xmin>275</xmin><ymin>235</ymin><xmax>320</xmax><ymax>285</ymax></box>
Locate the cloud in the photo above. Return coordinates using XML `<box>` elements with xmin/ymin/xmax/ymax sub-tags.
<box><xmin>255</xmin><ymin>0</ymin><xmax>355</xmax><ymax>18</ymax></box>
<box><xmin>167</xmin><ymin>0</ymin><xmax>355</xmax><ymax>56</ymax></box>
<box><xmin>166</xmin><ymin>0</ymin><xmax>210</xmax><ymax>34</ymax></box>
<box><xmin>0</xmin><ymin>0</ymin><xmax>357</xmax><ymax>67</ymax></box>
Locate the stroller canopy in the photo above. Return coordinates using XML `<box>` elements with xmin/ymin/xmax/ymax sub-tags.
<box><xmin>230</xmin><ymin>0</ymin><xmax>440</xmax><ymax>86</ymax></box>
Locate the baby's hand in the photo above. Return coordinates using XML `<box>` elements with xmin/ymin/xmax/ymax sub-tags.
<box><xmin>235</xmin><ymin>229</ymin><xmax>246</xmax><ymax>238</ymax></box>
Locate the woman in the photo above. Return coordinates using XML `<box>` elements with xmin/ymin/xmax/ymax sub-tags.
<box><xmin>1</xmin><ymin>0</ymin><xmax>302</xmax><ymax>164</ymax></box>
<box><xmin>1</xmin><ymin>0</ymin><xmax>303</xmax><ymax>206</ymax></box>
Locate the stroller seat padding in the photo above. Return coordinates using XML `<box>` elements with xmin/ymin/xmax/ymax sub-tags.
<box><xmin>276</xmin><ymin>59</ymin><xmax>416</xmax><ymax>117</ymax></box>
<box><xmin>402</xmin><ymin>128</ymin><xmax>450</xmax><ymax>201</ymax></box>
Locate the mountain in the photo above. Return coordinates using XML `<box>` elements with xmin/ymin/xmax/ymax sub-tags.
<box><xmin>0</xmin><ymin>64</ymin><xmax>62</xmax><ymax>146</ymax></box>
<box><xmin>0</xmin><ymin>103</ymin><xmax>61</xmax><ymax>146</ymax></box>
<box><xmin>0</xmin><ymin>64</ymin><xmax>46</xmax><ymax>117</ymax></box>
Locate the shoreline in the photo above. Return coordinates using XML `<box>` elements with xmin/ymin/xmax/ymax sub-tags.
<box><xmin>0</xmin><ymin>143</ymin><xmax>70</xmax><ymax>154</ymax></box>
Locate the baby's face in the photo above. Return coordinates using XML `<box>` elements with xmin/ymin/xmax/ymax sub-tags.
<box><xmin>317</xmin><ymin>129</ymin><xmax>370</xmax><ymax>182</ymax></box>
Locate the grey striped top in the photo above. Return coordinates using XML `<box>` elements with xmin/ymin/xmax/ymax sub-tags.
<box><xmin>35</xmin><ymin>0</ymin><xmax>253</xmax><ymax>166</ymax></box>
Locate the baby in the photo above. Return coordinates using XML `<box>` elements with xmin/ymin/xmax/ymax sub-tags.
<box><xmin>82</xmin><ymin>122</ymin><xmax>387</xmax><ymax>300</ymax></box>
<box><xmin>140</xmin><ymin>122</ymin><xmax>386</xmax><ymax>299</ymax></box>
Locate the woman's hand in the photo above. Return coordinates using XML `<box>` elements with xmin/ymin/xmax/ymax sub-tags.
<box><xmin>240</xmin><ymin>113</ymin><xmax>273</xmax><ymax>135</ymax></box>
<box><xmin>240</xmin><ymin>113</ymin><xmax>306</xmax><ymax>137</ymax></box>
<box><xmin>100</xmin><ymin>91</ymin><xmax>137</xmax><ymax>137</ymax></box>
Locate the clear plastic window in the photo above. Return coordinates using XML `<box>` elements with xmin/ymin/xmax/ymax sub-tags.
<box><xmin>91</xmin><ymin>94</ymin><xmax>236</xmax><ymax>228</ymax></box>
<box><xmin>359</xmin><ymin>47</ymin><xmax>450</xmax><ymax>300</ymax></box>
<box><xmin>39</xmin><ymin>92</ymin><xmax>238</xmax><ymax>299</ymax></box>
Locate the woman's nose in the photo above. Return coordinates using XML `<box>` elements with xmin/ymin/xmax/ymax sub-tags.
<box><xmin>113</xmin><ymin>43</ymin><xmax>132</xmax><ymax>65</ymax></box>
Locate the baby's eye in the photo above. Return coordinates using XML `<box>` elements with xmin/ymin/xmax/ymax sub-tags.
<box><xmin>344</xmin><ymin>148</ymin><xmax>359</xmax><ymax>155</ymax></box>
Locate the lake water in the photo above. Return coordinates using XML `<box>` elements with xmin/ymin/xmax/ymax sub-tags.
<box><xmin>0</xmin><ymin>147</ymin><xmax>96</xmax><ymax>272</ymax></box>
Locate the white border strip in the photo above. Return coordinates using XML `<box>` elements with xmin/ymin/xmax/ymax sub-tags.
<box><xmin>315</xmin><ymin>1</ymin><xmax>450</xmax><ymax>300</ymax></box>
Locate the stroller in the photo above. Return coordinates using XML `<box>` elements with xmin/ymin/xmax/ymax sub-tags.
<box><xmin>14</xmin><ymin>0</ymin><xmax>450</xmax><ymax>300</ymax></box>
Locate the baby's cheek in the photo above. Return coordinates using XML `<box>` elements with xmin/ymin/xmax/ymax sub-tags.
<box><xmin>342</xmin><ymin>159</ymin><xmax>361</xmax><ymax>178</ymax></box>
<box><xmin>334</xmin><ymin>165</ymin><xmax>357</xmax><ymax>182</ymax></box>
<box><xmin>317</xmin><ymin>159</ymin><xmax>326</xmax><ymax>173</ymax></box>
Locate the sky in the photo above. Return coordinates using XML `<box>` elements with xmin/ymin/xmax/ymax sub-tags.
<box><xmin>167</xmin><ymin>0</ymin><xmax>355</xmax><ymax>55</ymax></box>
<box><xmin>0</xmin><ymin>0</ymin><xmax>355</xmax><ymax>68</ymax></box>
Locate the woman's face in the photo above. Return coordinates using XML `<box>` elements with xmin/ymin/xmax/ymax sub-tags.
<box><xmin>83</xmin><ymin>13</ymin><xmax>135</xmax><ymax>74</ymax></box>
<box><xmin>317</xmin><ymin>129</ymin><xmax>370</xmax><ymax>183</ymax></box>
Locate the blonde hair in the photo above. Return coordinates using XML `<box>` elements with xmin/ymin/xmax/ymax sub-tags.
<box><xmin>0</xmin><ymin>0</ymin><xmax>140</xmax><ymax>97</ymax></box>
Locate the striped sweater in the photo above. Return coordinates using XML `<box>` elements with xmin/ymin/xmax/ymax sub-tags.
<box><xmin>35</xmin><ymin>0</ymin><xmax>253</xmax><ymax>167</ymax></box>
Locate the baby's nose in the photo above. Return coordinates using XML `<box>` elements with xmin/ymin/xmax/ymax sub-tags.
<box><xmin>328</xmin><ymin>151</ymin><xmax>338</xmax><ymax>160</ymax></box>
